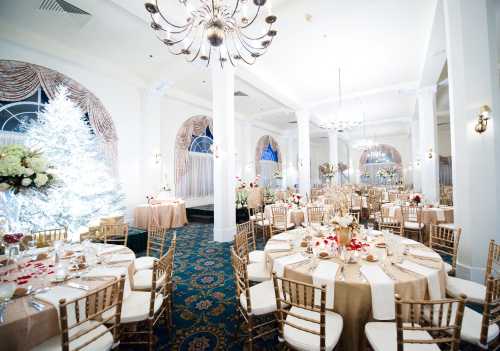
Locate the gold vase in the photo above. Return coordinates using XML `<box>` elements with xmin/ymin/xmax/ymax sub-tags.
<box><xmin>337</xmin><ymin>227</ymin><xmax>352</xmax><ymax>246</ymax></box>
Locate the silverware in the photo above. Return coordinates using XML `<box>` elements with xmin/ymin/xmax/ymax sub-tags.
<box><xmin>339</xmin><ymin>265</ymin><xmax>345</xmax><ymax>281</ymax></box>
<box><xmin>66</xmin><ymin>282</ymin><xmax>90</xmax><ymax>291</ymax></box>
<box><xmin>29</xmin><ymin>298</ymin><xmax>45</xmax><ymax>312</ymax></box>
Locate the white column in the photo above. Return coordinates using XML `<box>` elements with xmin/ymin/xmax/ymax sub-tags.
<box><xmin>286</xmin><ymin>134</ymin><xmax>297</xmax><ymax>190</ymax></box>
<box><xmin>418</xmin><ymin>86</ymin><xmax>439</xmax><ymax>203</ymax></box>
<box><xmin>212</xmin><ymin>65</ymin><xmax>236</xmax><ymax>242</ymax></box>
<box><xmin>410</xmin><ymin>119</ymin><xmax>421</xmax><ymax>192</ymax></box>
<box><xmin>296</xmin><ymin>110</ymin><xmax>311</xmax><ymax>197</ymax></box>
<box><xmin>444</xmin><ymin>0</ymin><xmax>500</xmax><ymax>281</ymax></box>
<box><xmin>240</xmin><ymin>121</ymin><xmax>253</xmax><ymax>180</ymax></box>
<box><xmin>328</xmin><ymin>131</ymin><xmax>339</xmax><ymax>184</ymax></box>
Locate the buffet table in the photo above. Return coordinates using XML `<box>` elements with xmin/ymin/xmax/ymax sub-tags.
<box><xmin>0</xmin><ymin>243</ymin><xmax>135</xmax><ymax>351</ymax></box>
<box><xmin>134</xmin><ymin>200</ymin><xmax>188</xmax><ymax>230</ymax></box>
<box><xmin>263</xmin><ymin>228</ymin><xmax>446</xmax><ymax>351</ymax></box>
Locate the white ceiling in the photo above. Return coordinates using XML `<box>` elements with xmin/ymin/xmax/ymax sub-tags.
<box><xmin>0</xmin><ymin>0</ymin><xmax>442</xmax><ymax>138</ymax></box>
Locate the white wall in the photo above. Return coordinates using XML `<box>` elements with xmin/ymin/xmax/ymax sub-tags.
<box><xmin>0</xmin><ymin>39</ymin><xmax>145</xmax><ymax>220</ymax></box>
<box><xmin>438</xmin><ymin>124</ymin><xmax>451</xmax><ymax>157</ymax></box>
<box><xmin>310</xmin><ymin>141</ymin><xmax>329</xmax><ymax>186</ymax></box>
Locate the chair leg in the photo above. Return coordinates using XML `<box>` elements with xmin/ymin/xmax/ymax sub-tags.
<box><xmin>148</xmin><ymin>319</ymin><xmax>155</xmax><ymax>351</ymax></box>
<box><xmin>246</xmin><ymin>316</ymin><xmax>254</xmax><ymax>351</ymax></box>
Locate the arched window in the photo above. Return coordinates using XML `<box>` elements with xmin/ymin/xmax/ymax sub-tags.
<box><xmin>255</xmin><ymin>135</ymin><xmax>282</xmax><ymax>187</ymax></box>
<box><xmin>359</xmin><ymin>144</ymin><xmax>403</xmax><ymax>185</ymax></box>
<box><xmin>175</xmin><ymin>116</ymin><xmax>214</xmax><ymax>199</ymax></box>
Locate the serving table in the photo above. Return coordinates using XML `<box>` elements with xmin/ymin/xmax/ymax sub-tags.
<box><xmin>0</xmin><ymin>243</ymin><xmax>136</xmax><ymax>351</ymax></box>
<box><xmin>134</xmin><ymin>200</ymin><xmax>188</xmax><ymax>230</ymax></box>
<box><xmin>263</xmin><ymin>228</ymin><xmax>447</xmax><ymax>351</ymax></box>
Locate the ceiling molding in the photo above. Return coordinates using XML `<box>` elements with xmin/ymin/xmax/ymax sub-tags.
<box><xmin>307</xmin><ymin>81</ymin><xmax>419</xmax><ymax>109</ymax></box>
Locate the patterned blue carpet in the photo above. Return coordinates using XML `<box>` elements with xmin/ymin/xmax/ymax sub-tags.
<box><xmin>133</xmin><ymin>223</ymin><xmax>482</xmax><ymax>351</ymax></box>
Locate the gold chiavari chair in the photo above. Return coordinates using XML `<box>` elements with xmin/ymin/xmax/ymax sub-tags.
<box><xmin>378</xmin><ymin>210</ymin><xmax>403</xmax><ymax>235</ymax></box>
<box><xmin>248</xmin><ymin>205</ymin><xmax>269</xmax><ymax>240</ymax></box>
<box><xmin>388</xmin><ymin>192</ymin><xmax>398</xmax><ymax>203</ymax></box>
<box><xmin>134</xmin><ymin>226</ymin><xmax>169</xmax><ymax>271</ymax></box>
<box><xmin>429</xmin><ymin>224</ymin><xmax>461</xmax><ymax>276</ymax></box>
<box><xmin>231</xmin><ymin>247</ymin><xmax>277</xmax><ymax>351</ymax></box>
<box><xmin>270</xmin><ymin>206</ymin><xmax>294</xmax><ymax>237</ymax></box>
<box><xmin>401</xmin><ymin>205</ymin><xmax>425</xmax><ymax>243</ymax></box>
<box><xmin>33</xmin><ymin>275</ymin><xmax>126</xmax><ymax>351</ymax></box>
<box><xmin>478</xmin><ymin>275</ymin><xmax>500</xmax><ymax>348</ymax></box>
<box><xmin>33</xmin><ymin>227</ymin><xmax>68</xmax><ymax>247</ymax></box>
<box><xmin>237</xmin><ymin>221</ymin><xmax>265</xmax><ymax>264</ymax></box>
<box><xmin>234</xmin><ymin>228</ymin><xmax>269</xmax><ymax>282</ymax></box>
<box><xmin>447</xmin><ymin>239</ymin><xmax>499</xmax><ymax>305</ymax></box>
<box><xmin>101</xmin><ymin>223</ymin><xmax>129</xmax><ymax>246</ymax></box>
<box><xmin>349</xmin><ymin>210</ymin><xmax>360</xmax><ymax>224</ymax></box>
<box><xmin>365</xmin><ymin>294</ymin><xmax>466</xmax><ymax>351</ymax></box>
<box><xmin>118</xmin><ymin>246</ymin><xmax>173</xmax><ymax>351</ymax></box>
<box><xmin>307</xmin><ymin>206</ymin><xmax>325</xmax><ymax>226</ymax></box>
<box><xmin>272</xmin><ymin>273</ymin><xmax>343</xmax><ymax>351</ymax></box>
<box><xmin>367</xmin><ymin>195</ymin><xmax>382</xmax><ymax>223</ymax></box>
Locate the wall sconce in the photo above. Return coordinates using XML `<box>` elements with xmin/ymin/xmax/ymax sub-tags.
<box><xmin>427</xmin><ymin>148</ymin><xmax>433</xmax><ymax>159</ymax></box>
<box><xmin>475</xmin><ymin>105</ymin><xmax>492</xmax><ymax>134</ymax></box>
<box><xmin>154</xmin><ymin>152</ymin><xmax>162</xmax><ymax>164</ymax></box>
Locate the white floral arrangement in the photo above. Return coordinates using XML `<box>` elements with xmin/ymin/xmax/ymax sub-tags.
<box><xmin>376</xmin><ymin>168</ymin><xmax>388</xmax><ymax>179</ymax></box>
<box><xmin>288</xmin><ymin>193</ymin><xmax>302</xmax><ymax>206</ymax></box>
<box><xmin>332</xmin><ymin>214</ymin><xmax>354</xmax><ymax>228</ymax></box>
<box><xmin>0</xmin><ymin>144</ymin><xmax>54</xmax><ymax>193</ymax></box>
<box><xmin>320</xmin><ymin>162</ymin><xmax>338</xmax><ymax>179</ymax></box>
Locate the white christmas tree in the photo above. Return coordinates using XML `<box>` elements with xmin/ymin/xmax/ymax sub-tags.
<box><xmin>14</xmin><ymin>86</ymin><xmax>125</xmax><ymax>234</ymax></box>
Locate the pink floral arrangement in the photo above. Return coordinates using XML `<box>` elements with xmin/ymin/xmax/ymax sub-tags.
<box><xmin>249</xmin><ymin>175</ymin><xmax>260</xmax><ymax>188</ymax></box>
<box><xmin>3</xmin><ymin>233</ymin><xmax>23</xmax><ymax>244</ymax></box>
<box><xmin>411</xmin><ymin>193</ymin><xmax>422</xmax><ymax>205</ymax></box>
<box><xmin>347</xmin><ymin>238</ymin><xmax>369</xmax><ymax>251</ymax></box>
<box><xmin>290</xmin><ymin>193</ymin><xmax>302</xmax><ymax>205</ymax></box>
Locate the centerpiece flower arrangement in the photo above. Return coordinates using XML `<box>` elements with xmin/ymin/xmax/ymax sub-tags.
<box><xmin>0</xmin><ymin>145</ymin><xmax>54</xmax><ymax>193</ymax></box>
<box><xmin>376</xmin><ymin>168</ymin><xmax>388</xmax><ymax>180</ymax></box>
<box><xmin>385</xmin><ymin>167</ymin><xmax>398</xmax><ymax>182</ymax></box>
<box><xmin>263</xmin><ymin>186</ymin><xmax>276</xmax><ymax>204</ymax></box>
<box><xmin>289</xmin><ymin>193</ymin><xmax>302</xmax><ymax>206</ymax></box>
<box><xmin>235</xmin><ymin>176</ymin><xmax>247</xmax><ymax>190</ymax></box>
<box><xmin>410</xmin><ymin>193</ymin><xmax>422</xmax><ymax>205</ymax></box>
<box><xmin>331</xmin><ymin>214</ymin><xmax>359</xmax><ymax>245</ymax></box>
<box><xmin>236</xmin><ymin>190</ymin><xmax>248</xmax><ymax>209</ymax></box>
<box><xmin>249</xmin><ymin>175</ymin><xmax>260</xmax><ymax>188</ymax></box>
<box><xmin>319</xmin><ymin>162</ymin><xmax>338</xmax><ymax>182</ymax></box>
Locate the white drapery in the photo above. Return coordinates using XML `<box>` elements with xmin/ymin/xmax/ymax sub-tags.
<box><xmin>176</xmin><ymin>152</ymin><xmax>213</xmax><ymax>199</ymax></box>
<box><xmin>259</xmin><ymin>160</ymin><xmax>279</xmax><ymax>188</ymax></box>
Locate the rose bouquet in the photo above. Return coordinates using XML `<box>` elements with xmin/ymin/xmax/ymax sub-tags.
<box><xmin>3</xmin><ymin>233</ymin><xmax>23</xmax><ymax>244</ymax></box>
<box><xmin>0</xmin><ymin>144</ymin><xmax>54</xmax><ymax>193</ymax></box>
<box><xmin>289</xmin><ymin>193</ymin><xmax>302</xmax><ymax>206</ymax></box>
<box><xmin>411</xmin><ymin>193</ymin><xmax>422</xmax><ymax>205</ymax></box>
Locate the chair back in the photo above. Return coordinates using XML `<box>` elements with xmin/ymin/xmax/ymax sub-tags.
<box><xmin>149</xmin><ymin>244</ymin><xmax>174</xmax><ymax>320</ymax></box>
<box><xmin>146</xmin><ymin>226</ymin><xmax>168</xmax><ymax>257</ymax></box>
<box><xmin>401</xmin><ymin>205</ymin><xmax>422</xmax><ymax>225</ymax></box>
<box><xmin>33</xmin><ymin>227</ymin><xmax>68</xmax><ymax>247</ymax></box>
<box><xmin>429</xmin><ymin>224</ymin><xmax>461</xmax><ymax>274</ymax></box>
<box><xmin>230</xmin><ymin>247</ymin><xmax>252</xmax><ymax>313</ymax></box>
<box><xmin>388</xmin><ymin>192</ymin><xmax>398</xmax><ymax>202</ymax></box>
<box><xmin>271</xmin><ymin>206</ymin><xmax>288</xmax><ymax>229</ymax></box>
<box><xmin>349</xmin><ymin>211</ymin><xmax>360</xmax><ymax>224</ymax></box>
<box><xmin>272</xmin><ymin>273</ymin><xmax>328</xmax><ymax>351</ymax></box>
<box><xmin>237</xmin><ymin>221</ymin><xmax>256</xmax><ymax>252</ymax></box>
<box><xmin>481</xmin><ymin>275</ymin><xmax>500</xmax><ymax>346</ymax></box>
<box><xmin>395</xmin><ymin>294</ymin><xmax>465</xmax><ymax>351</ymax></box>
<box><xmin>234</xmin><ymin>229</ymin><xmax>249</xmax><ymax>260</ymax></box>
<box><xmin>486</xmin><ymin>239</ymin><xmax>500</xmax><ymax>280</ymax></box>
<box><xmin>59</xmin><ymin>275</ymin><xmax>125</xmax><ymax>351</ymax></box>
<box><xmin>101</xmin><ymin>223</ymin><xmax>128</xmax><ymax>246</ymax></box>
<box><xmin>307</xmin><ymin>206</ymin><xmax>325</xmax><ymax>225</ymax></box>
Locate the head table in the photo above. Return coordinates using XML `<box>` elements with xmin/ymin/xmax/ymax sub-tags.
<box><xmin>134</xmin><ymin>200</ymin><xmax>188</xmax><ymax>230</ymax></box>
<box><xmin>0</xmin><ymin>243</ymin><xmax>135</xmax><ymax>351</ymax></box>
<box><xmin>264</xmin><ymin>228</ymin><xmax>447</xmax><ymax>351</ymax></box>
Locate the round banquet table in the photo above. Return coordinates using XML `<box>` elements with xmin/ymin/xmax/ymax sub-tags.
<box><xmin>0</xmin><ymin>243</ymin><xmax>136</xmax><ymax>351</ymax></box>
<box><xmin>381</xmin><ymin>204</ymin><xmax>454</xmax><ymax>224</ymax></box>
<box><xmin>134</xmin><ymin>200</ymin><xmax>188</xmax><ymax>230</ymax></box>
<box><xmin>264</xmin><ymin>204</ymin><xmax>309</xmax><ymax>227</ymax></box>
<box><xmin>264</xmin><ymin>228</ymin><xmax>447</xmax><ymax>351</ymax></box>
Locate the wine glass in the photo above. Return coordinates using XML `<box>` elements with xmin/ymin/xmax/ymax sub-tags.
<box><xmin>0</xmin><ymin>275</ymin><xmax>16</xmax><ymax>323</ymax></box>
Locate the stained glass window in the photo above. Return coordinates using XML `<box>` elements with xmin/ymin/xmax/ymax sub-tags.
<box><xmin>260</xmin><ymin>143</ymin><xmax>278</xmax><ymax>162</ymax></box>
<box><xmin>189</xmin><ymin>127</ymin><xmax>213</xmax><ymax>154</ymax></box>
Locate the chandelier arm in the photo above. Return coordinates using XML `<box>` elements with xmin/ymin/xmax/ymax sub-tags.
<box><xmin>155</xmin><ymin>0</ymin><xmax>191</xmax><ymax>29</ymax></box>
<box><xmin>241</xmin><ymin>5</ymin><xmax>261</xmax><ymax>29</ymax></box>
<box><xmin>224</xmin><ymin>43</ymin><xmax>236</xmax><ymax>66</ymax></box>
<box><xmin>231</xmin><ymin>33</ymin><xmax>256</xmax><ymax>65</ymax></box>
<box><xmin>231</xmin><ymin>0</ymin><xmax>240</xmax><ymax>17</ymax></box>
<box><xmin>206</xmin><ymin>44</ymin><xmax>212</xmax><ymax>67</ymax></box>
<box><xmin>238</xmin><ymin>23</ymin><xmax>273</xmax><ymax>40</ymax></box>
<box><xmin>236</xmin><ymin>30</ymin><xmax>267</xmax><ymax>52</ymax></box>
<box><xmin>149</xmin><ymin>13</ymin><xmax>192</xmax><ymax>35</ymax></box>
<box><xmin>166</xmin><ymin>23</ymin><xmax>195</xmax><ymax>46</ymax></box>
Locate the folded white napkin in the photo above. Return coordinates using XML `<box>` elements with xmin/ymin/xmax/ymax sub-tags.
<box><xmin>83</xmin><ymin>266</ymin><xmax>131</xmax><ymax>297</ymax></box>
<box><xmin>35</xmin><ymin>286</ymin><xmax>85</xmax><ymax>326</ymax></box>
<box><xmin>397</xmin><ymin>260</ymin><xmax>442</xmax><ymax>299</ymax></box>
<box><xmin>271</xmin><ymin>232</ymin><xmax>291</xmax><ymax>241</ymax></box>
<box><xmin>360</xmin><ymin>265</ymin><xmax>395</xmax><ymax>320</ymax></box>
<box><xmin>265</xmin><ymin>241</ymin><xmax>291</xmax><ymax>252</ymax></box>
<box><xmin>97</xmin><ymin>245</ymin><xmax>126</xmax><ymax>256</ymax></box>
<box><xmin>313</xmin><ymin>261</ymin><xmax>338</xmax><ymax>309</ymax></box>
<box><xmin>410</xmin><ymin>249</ymin><xmax>441</xmax><ymax>260</ymax></box>
<box><xmin>273</xmin><ymin>253</ymin><xmax>309</xmax><ymax>277</ymax></box>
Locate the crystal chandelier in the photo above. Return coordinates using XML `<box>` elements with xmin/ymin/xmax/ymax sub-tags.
<box><xmin>145</xmin><ymin>0</ymin><xmax>278</xmax><ymax>67</ymax></box>
<box><xmin>319</xmin><ymin>68</ymin><xmax>363</xmax><ymax>132</ymax></box>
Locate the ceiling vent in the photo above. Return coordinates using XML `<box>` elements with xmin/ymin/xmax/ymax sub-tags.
<box><xmin>234</xmin><ymin>90</ymin><xmax>248</xmax><ymax>97</ymax></box>
<box><xmin>288</xmin><ymin>121</ymin><xmax>297</xmax><ymax>124</ymax></box>
<box><xmin>39</xmin><ymin>0</ymin><xmax>90</xmax><ymax>15</ymax></box>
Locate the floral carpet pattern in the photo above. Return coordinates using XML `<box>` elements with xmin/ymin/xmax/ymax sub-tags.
<box><xmin>135</xmin><ymin>223</ymin><xmax>482</xmax><ymax>351</ymax></box>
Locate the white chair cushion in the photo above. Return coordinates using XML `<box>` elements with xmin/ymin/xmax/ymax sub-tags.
<box><xmin>283</xmin><ymin>306</ymin><xmax>343</xmax><ymax>351</ymax></box>
<box><xmin>365</xmin><ymin>322</ymin><xmax>440</xmax><ymax>351</ymax></box>
<box><xmin>460</xmin><ymin>306</ymin><xmax>500</xmax><ymax>346</ymax></box>
<box><xmin>438</xmin><ymin>223</ymin><xmax>455</xmax><ymax>230</ymax></box>
<box><xmin>273</xmin><ymin>223</ymin><xmax>295</xmax><ymax>230</ymax></box>
<box><xmin>404</xmin><ymin>222</ymin><xmax>425</xmax><ymax>230</ymax></box>
<box><xmin>247</xmin><ymin>262</ymin><xmax>270</xmax><ymax>282</ymax></box>
<box><xmin>255</xmin><ymin>219</ymin><xmax>271</xmax><ymax>226</ymax></box>
<box><xmin>351</xmin><ymin>206</ymin><xmax>361</xmax><ymax>211</ymax></box>
<box><xmin>444</xmin><ymin>262</ymin><xmax>453</xmax><ymax>274</ymax></box>
<box><xmin>446</xmin><ymin>276</ymin><xmax>486</xmax><ymax>304</ymax></box>
<box><xmin>133</xmin><ymin>269</ymin><xmax>165</xmax><ymax>290</ymax></box>
<box><xmin>120</xmin><ymin>291</ymin><xmax>164</xmax><ymax>323</ymax></box>
<box><xmin>249</xmin><ymin>250</ymin><xmax>265</xmax><ymax>263</ymax></box>
<box><xmin>134</xmin><ymin>256</ymin><xmax>157</xmax><ymax>271</ymax></box>
<box><xmin>32</xmin><ymin>322</ymin><xmax>113</xmax><ymax>351</ymax></box>
<box><xmin>250</xmin><ymin>214</ymin><xmax>264</xmax><ymax>221</ymax></box>
<box><xmin>239</xmin><ymin>280</ymin><xmax>277</xmax><ymax>315</ymax></box>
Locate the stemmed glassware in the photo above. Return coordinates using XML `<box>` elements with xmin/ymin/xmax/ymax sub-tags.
<box><xmin>0</xmin><ymin>273</ymin><xmax>17</xmax><ymax>323</ymax></box>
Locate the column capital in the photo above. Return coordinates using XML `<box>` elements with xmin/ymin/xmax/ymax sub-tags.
<box><xmin>417</xmin><ymin>85</ymin><xmax>437</xmax><ymax>97</ymax></box>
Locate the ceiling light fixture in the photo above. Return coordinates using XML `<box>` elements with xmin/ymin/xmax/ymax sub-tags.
<box><xmin>319</xmin><ymin>68</ymin><xmax>363</xmax><ymax>132</ymax></box>
<box><xmin>145</xmin><ymin>0</ymin><xmax>278</xmax><ymax>68</ymax></box>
